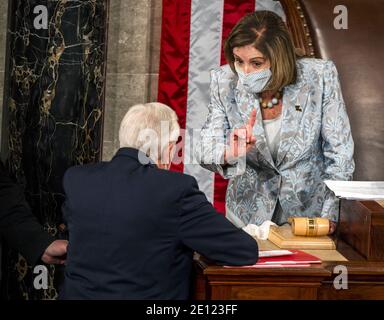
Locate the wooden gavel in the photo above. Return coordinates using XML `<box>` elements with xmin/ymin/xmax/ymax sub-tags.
<box><xmin>288</xmin><ymin>217</ymin><xmax>330</xmax><ymax>237</ymax></box>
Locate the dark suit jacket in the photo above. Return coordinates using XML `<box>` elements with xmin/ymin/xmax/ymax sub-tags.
<box><xmin>0</xmin><ymin>161</ymin><xmax>54</xmax><ymax>265</ymax></box>
<box><xmin>61</xmin><ymin>148</ymin><xmax>258</xmax><ymax>299</ymax></box>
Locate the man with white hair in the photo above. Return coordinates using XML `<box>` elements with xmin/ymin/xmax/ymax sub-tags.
<box><xmin>60</xmin><ymin>102</ymin><xmax>258</xmax><ymax>300</ymax></box>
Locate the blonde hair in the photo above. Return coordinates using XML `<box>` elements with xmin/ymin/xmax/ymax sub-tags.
<box><xmin>224</xmin><ymin>10</ymin><xmax>297</xmax><ymax>92</ymax></box>
<box><xmin>119</xmin><ymin>102</ymin><xmax>180</xmax><ymax>162</ymax></box>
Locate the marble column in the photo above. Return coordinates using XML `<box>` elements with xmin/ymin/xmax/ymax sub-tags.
<box><xmin>103</xmin><ymin>0</ymin><xmax>161</xmax><ymax>160</ymax></box>
<box><xmin>1</xmin><ymin>0</ymin><xmax>109</xmax><ymax>299</ymax></box>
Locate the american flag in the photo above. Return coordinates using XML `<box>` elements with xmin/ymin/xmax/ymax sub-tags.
<box><xmin>157</xmin><ymin>0</ymin><xmax>285</xmax><ymax>214</ymax></box>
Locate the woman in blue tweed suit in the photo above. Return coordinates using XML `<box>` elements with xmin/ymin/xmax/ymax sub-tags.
<box><xmin>196</xmin><ymin>11</ymin><xmax>355</xmax><ymax>231</ymax></box>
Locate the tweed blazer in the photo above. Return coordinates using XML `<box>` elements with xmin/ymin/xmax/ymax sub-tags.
<box><xmin>197</xmin><ymin>58</ymin><xmax>355</xmax><ymax>227</ymax></box>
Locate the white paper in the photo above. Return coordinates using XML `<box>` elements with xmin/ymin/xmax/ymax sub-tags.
<box><xmin>324</xmin><ymin>180</ymin><xmax>384</xmax><ymax>200</ymax></box>
<box><xmin>258</xmin><ymin>250</ymin><xmax>293</xmax><ymax>258</ymax></box>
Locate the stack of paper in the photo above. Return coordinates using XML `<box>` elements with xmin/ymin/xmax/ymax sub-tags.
<box><xmin>324</xmin><ymin>181</ymin><xmax>384</xmax><ymax>200</ymax></box>
<box><xmin>225</xmin><ymin>250</ymin><xmax>321</xmax><ymax>268</ymax></box>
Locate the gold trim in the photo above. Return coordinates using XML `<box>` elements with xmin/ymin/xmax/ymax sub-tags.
<box><xmin>294</xmin><ymin>0</ymin><xmax>315</xmax><ymax>57</ymax></box>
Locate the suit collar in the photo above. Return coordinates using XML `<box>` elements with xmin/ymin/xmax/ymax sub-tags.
<box><xmin>113</xmin><ymin>148</ymin><xmax>157</xmax><ymax>167</ymax></box>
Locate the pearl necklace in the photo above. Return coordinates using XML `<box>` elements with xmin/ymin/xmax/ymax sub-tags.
<box><xmin>259</xmin><ymin>91</ymin><xmax>282</xmax><ymax>109</ymax></box>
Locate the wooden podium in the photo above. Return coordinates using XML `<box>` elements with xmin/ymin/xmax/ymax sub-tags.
<box><xmin>192</xmin><ymin>201</ymin><xmax>384</xmax><ymax>300</ymax></box>
<box><xmin>339</xmin><ymin>200</ymin><xmax>384</xmax><ymax>261</ymax></box>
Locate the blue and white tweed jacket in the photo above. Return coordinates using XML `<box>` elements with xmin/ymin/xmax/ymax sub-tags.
<box><xmin>196</xmin><ymin>58</ymin><xmax>355</xmax><ymax>227</ymax></box>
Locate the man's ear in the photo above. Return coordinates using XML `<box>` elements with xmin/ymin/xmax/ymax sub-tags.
<box><xmin>163</xmin><ymin>142</ymin><xmax>176</xmax><ymax>170</ymax></box>
<box><xmin>169</xmin><ymin>142</ymin><xmax>178</xmax><ymax>164</ymax></box>
<box><xmin>156</xmin><ymin>143</ymin><xmax>172</xmax><ymax>170</ymax></box>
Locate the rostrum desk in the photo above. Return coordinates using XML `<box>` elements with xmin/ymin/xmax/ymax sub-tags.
<box><xmin>192</xmin><ymin>201</ymin><xmax>384</xmax><ymax>300</ymax></box>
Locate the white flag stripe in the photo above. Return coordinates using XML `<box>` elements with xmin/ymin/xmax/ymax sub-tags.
<box><xmin>184</xmin><ymin>0</ymin><xmax>224</xmax><ymax>203</ymax></box>
<box><xmin>256</xmin><ymin>0</ymin><xmax>286</xmax><ymax>21</ymax></box>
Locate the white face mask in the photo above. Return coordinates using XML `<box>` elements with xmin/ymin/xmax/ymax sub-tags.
<box><xmin>235</xmin><ymin>63</ymin><xmax>272</xmax><ymax>94</ymax></box>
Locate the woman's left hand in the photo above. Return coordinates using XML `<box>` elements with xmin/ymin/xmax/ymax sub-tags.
<box><xmin>329</xmin><ymin>221</ymin><xmax>337</xmax><ymax>235</ymax></box>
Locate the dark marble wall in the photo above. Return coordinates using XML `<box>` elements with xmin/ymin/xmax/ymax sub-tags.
<box><xmin>0</xmin><ymin>1</ymin><xmax>8</xmax><ymax>146</ymax></box>
<box><xmin>1</xmin><ymin>0</ymin><xmax>109</xmax><ymax>299</ymax></box>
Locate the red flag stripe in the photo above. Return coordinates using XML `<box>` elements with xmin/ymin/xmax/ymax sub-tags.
<box><xmin>157</xmin><ymin>0</ymin><xmax>192</xmax><ymax>173</ymax></box>
<box><xmin>220</xmin><ymin>0</ymin><xmax>257</xmax><ymax>66</ymax></box>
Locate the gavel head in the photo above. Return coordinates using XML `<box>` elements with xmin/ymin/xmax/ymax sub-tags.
<box><xmin>290</xmin><ymin>217</ymin><xmax>330</xmax><ymax>237</ymax></box>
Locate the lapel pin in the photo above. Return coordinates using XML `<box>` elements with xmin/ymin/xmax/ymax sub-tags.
<box><xmin>295</xmin><ymin>105</ymin><xmax>302</xmax><ymax>112</ymax></box>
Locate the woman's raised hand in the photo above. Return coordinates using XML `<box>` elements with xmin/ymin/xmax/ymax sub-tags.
<box><xmin>224</xmin><ymin>109</ymin><xmax>257</xmax><ymax>165</ymax></box>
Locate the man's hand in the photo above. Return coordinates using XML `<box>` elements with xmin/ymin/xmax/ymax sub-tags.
<box><xmin>41</xmin><ymin>240</ymin><xmax>68</xmax><ymax>264</ymax></box>
<box><xmin>224</xmin><ymin>108</ymin><xmax>257</xmax><ymax>164</ymax></box>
